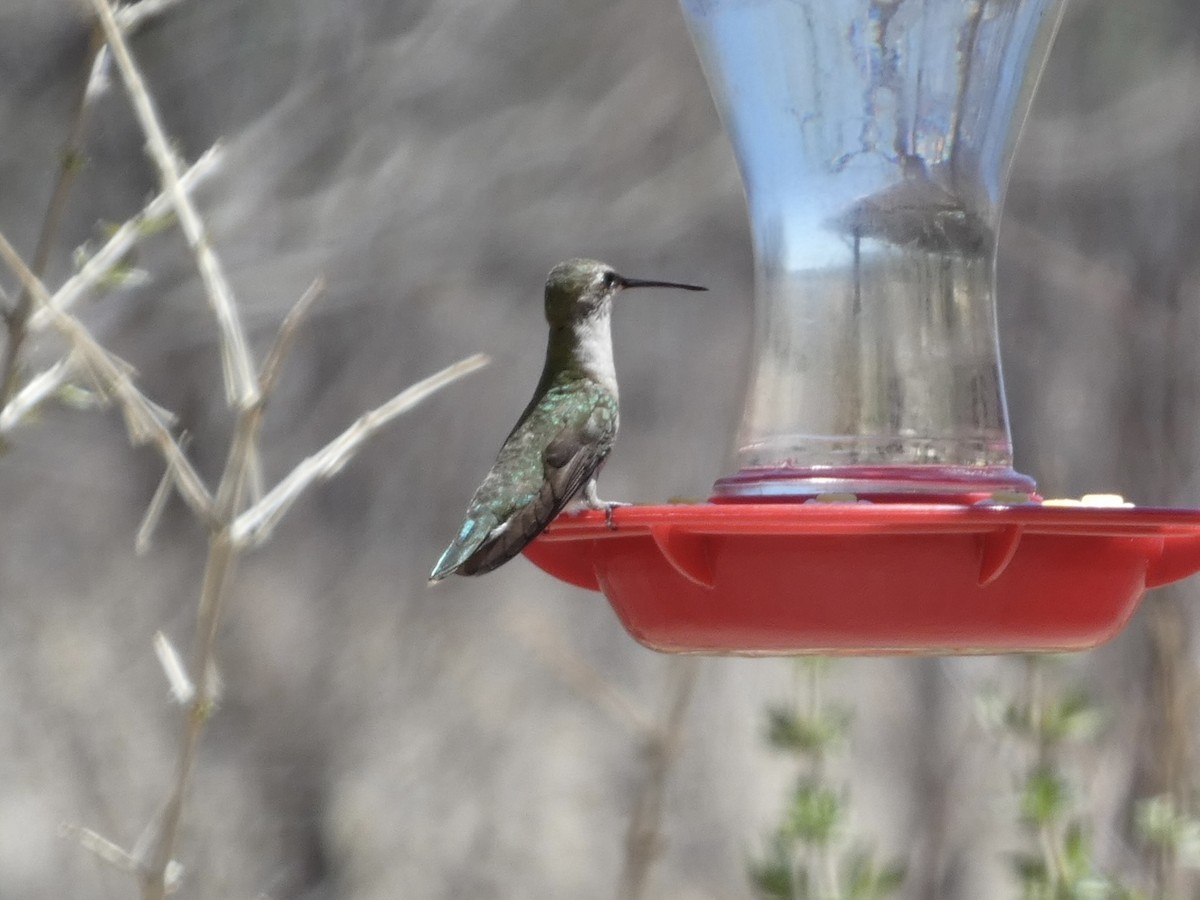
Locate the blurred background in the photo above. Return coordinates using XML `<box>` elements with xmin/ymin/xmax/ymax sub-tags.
<box><xmin>1</xmin><ymin>0</ymin><xmax>1199</xmax><ymax>897</ymax></box>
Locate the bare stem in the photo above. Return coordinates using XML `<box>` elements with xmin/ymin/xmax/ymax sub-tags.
<box><xmin>28</xmin><ymin>145</ymin><xmax>222</xmax><ymax>332</ymax></box>
<box><xmin>509</xmin><ymin>611</ymin><xmax>700</xmax><ymax>900</ymax></box>
<box><xmin>116</xmin><ymin>0</ymin><xmax>188</xmax><ymax>31</ymax></box>
<box><xmin>136</xmin><ymin>278</ymin><xmax>485</xmax><ymax>895</ymax></box>
<box><xmin>1147</xmin><ymin>598</ymin><xmax>1192</xmax><ymax>897</ymax></box>
<box><xmin>257</xmin><ymin>277</ymin><xmax>326</xmax><ymax>398</ymax></box>
<box><xmin>508</xmin><ymin>609</ymin><xmax>656</xmax><ymax>736</ymax></box>
<box><xmin>137</xmin><ymin>282</ymin><xmax>315</xmax><ymax>896</ymax></box>
<box><xmin>0</xmin><ymin>357</ymin><xmax>76</xmax><ymax>433</ymax></box>
<box><xmin>1</xmin><ymin>148</ymin><xmax>221</xmax><ymax>435</ymax></box>
<box><xmin>0</xmin><ymin>231</ymin><xmax>215</xmax><ymax>524</ymax></box>
<box><xmin>1</xmin><ymin>23</ymin><xmax>103</xmax><ymax>404</ymax></box>
<box><xmin>89</xmin><ymin>0</ymin><xmax>259</xmax><ymax>409</ymax></box>
<box><xmin>617</xmin><ymin>658</ymin><xmax>701</xmax><ymax>900</ymax></box>
<box><xmin>231</xmin><ymin>353</ymin><xmax>490</xmax><ymax>548</ymax></box>
<box><xmin>5</xmin><ymin>8</ymin><xmax>489</xmax><ymax>898</ymax></box>
<box><xmin>140</xmin><ymin>532</ymin><xmax>237</xmax><ymax>900</ymax></box>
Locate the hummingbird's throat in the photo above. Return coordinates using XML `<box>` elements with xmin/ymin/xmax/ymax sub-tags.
<box><xmin>554</xmin><ymin>310</ymin><xmax>617</xmax><ymax>395</ymax></box>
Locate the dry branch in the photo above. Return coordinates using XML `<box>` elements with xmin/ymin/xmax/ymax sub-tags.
<box><xmin>28</xmin><ymin>145</ymin><xmax>221</xmax><ymax>331</ymax></box>
<box><xmin>258</xmin><ymin>276</ymin><xmax>326</xmax><ymax>397</ymax></box>
<box><xmin>508</xmin><ymin>609</ymin><xmax>699</xmax><ymax>900</ymax></box>
<box><xmin>90</xmin><ymin>0</ymin><xmax>258</xmax><ymax>409</ymax></box>
<box><xmin>618</xmin><ymin>658</ymin><xmax>700</xmax><ymax>900</ymax></box>
<box><xmin>116</xmin><ymin>0</ymin><xmax>188</xmax><ymax>31</ymax></box>
<box><xmin>153</xmin><ymin>631</ymin><xmax>195</xmax><ymax>704</ymax></box>
<box><xmin>508</xmin><ymin>609</ymin><xmax>656</xmax><ymax>736</ymax></box>
<box><xmin>0</xmin><ymin>22</ymin><xmax>103</xmax><ymax>405</ymax></box>
<box><xmin>231</xmin><ymin>352</ymin><xmax>490</xmax><ymax>548</ymax></box>
<box><xmin>0</xmin><ymin>231</ymin><xmax>216</xmax><ymax>524</ymax></box>
<box><xmin>5</xmin><ymin>6</ymin><xmax>491</xmax><ymax>897</ymax></box>
<box><xmin>0</xmin><ymin>357</ymin><xmax>76</xmax><ymax>432</ymax></box>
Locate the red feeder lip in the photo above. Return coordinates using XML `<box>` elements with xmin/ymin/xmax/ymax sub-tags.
<box><xmin>523</xmin><ymin>501</ymin><xmax>1200</xmax><ymax>655</ymax></box>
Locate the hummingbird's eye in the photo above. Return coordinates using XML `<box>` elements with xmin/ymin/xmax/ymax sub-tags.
<box><xmin>602</xmin><ymin>271</ymin><xmax>618</xmax><ymax>288</ymax></box>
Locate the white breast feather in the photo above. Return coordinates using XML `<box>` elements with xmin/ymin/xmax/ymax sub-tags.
<box><xmin>573</xmin><ymin>311</ymin><xmax>618</xmax><ymax>397</ymax></box>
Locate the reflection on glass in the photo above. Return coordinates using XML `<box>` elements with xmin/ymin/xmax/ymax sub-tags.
<box><xmin>680</xmin><ymin>0</ymin><xmax>1067</xmax><ymax>497</ymax></box>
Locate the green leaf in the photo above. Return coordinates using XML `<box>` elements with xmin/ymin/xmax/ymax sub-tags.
<box><xmin>748</xmin><ymin>835</ymin><xmax>799</xmax><ymax>900</ymax></box>
<box><xmin>748</xmin><ymin>859</ymin><xmax>794</xmax><ymax>900</ymax></box>
<box><xmin>72</xmin><ymin>241</ymin><xmax>94</xmax><ymax>272</ymax></box>
<box><xmin>1070</xmin><ymin>876</ymin><xmax>1119</xmax><ymax>900</ymax></box>
<box><xmin>136</xmin><ymin>210</ymin><xmax>178</xmax><ymax>237</ymax></box>
<box><xmin>784</xmin><ymin>779</ymin><xmax>842</xmax><ymax>845</ymax></box>
<box><xmin>1175</xmin><ymin>816</ymin><xmax>1200</xmax><ymax>869</ymax></box>
<box><xmin>97</xmin><ymin>258</ymin><xmax>149</xmax><ymax>291</ymax></box>
<box><xmin>1060</xmin><ymin>822</ymin><xmax>1099</xmax><ymax>883</ymax></box>
<box><xmin>1111</xmin><ymin>886</ymin><xmax>1152</xmax><ymax>900</ymax></box>
<box><xmin>61</xmin><ymin>148</ymin><xmax>86</xmax><ymax>175</ymax></box>
<box><xmin>1022</xmin><ymin>769</ymin><xmax>1069</xmax><ymax>826</ymax></box>
<box><xmin>986</xmin><ymin>687</ymin><xmax>1103</xmax><ymax>744</ymax></box>
<box><xmin>1003</xmin><ymin>700</ymin><xmax>1035</xmax><ymax>737</ymax></box>
<box><xmin>55</xmin><ymin>383</ymin><xmax>102</xmax><ymax>411</ymax></box>
<box><xmin>1011</xmin><ymin>851</ymin><xmax>1050</xmax><ymax>886</ymax></box>
<box><xmin>844</xmin><ymin>848</ymin><xmax>906</xmax><ymax>899</ymax></box>
<box><xmin>1136</xmin><ymin>794</ymin><xmax>1176</xmax><ymax>845</ymax></box>
<box><xmin>1019</xmin><ymin>878</ymin><xmax>1055</xmax><ymax>900</ymax></box>
<box><xmin>1135</xmin><ymin>795</ymin><xmax>1200</xmax><ymax>868</ymax></box>
<box><xmin>974</xmin><ymin>688</ymin><xmax>1010</xmax><ymax>731</ymax></box>
<box><xmin>766</xmin><ymin>705</ymin><xmax>851</xmax><ymax>756</ymax></box>
<box><xmin>1040</xmin><ymin>692</ymin><xmax>1105</xmax><ymax>743</ymax></box>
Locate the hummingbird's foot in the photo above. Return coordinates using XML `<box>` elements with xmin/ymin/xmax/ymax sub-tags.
<box><xmin>603</xmin><ymin>503</ymin><xmax>621</xmax><ymax>530</ymax></box>
<box><xmin>583</xmin><ymin>479</ymin><xmax>629</xmax><ymax>529</ymax></box>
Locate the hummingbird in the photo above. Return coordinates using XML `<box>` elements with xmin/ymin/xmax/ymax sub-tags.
<box><xmin>429</xmin><ymin>258</ymin><xmax>707</xmax><ymax>580</ymax></box>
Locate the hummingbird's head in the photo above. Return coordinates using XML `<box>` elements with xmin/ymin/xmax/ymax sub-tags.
<box><xmin>543</xmin><ymin>258</ymin><xmax>706</xmax><ymax>329</ymax></box>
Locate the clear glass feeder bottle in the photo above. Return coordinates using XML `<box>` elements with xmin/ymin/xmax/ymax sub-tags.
<box><xmin>679</xmin><ymin>0</ymin><xmax>1067</xmax><ymax>499</ymax></box>
<box><xmin>524</xmin><ymin>0</ymin><xmax>1200</xmax><ymax>655</ymax></box>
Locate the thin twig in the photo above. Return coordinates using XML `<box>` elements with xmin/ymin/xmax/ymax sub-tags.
<box><xmin>0</xmin><ymin>231</ymin><xmax>216</xmax><ymax>525</ymax></box>
<box><xmin>8</xmin><ymin>8</ymin><xmax>487</xmax><ymax>899</ymax></box>
<box><xmin>618</xmin><ymin>659</ymin><xmax>701</xmax><ymax>900</ymax></box>
<box><xmin>214</xmin><ymin>281</ymin><xmax>329</xmax><ymax>518</ymax></box>
<box><xmin>508</xmin><ymin>611</ymin><xmax>700</xmax><ymax>900</ymax></box>
<box><xmin>258</xmin><ymin>276</ymin><xmax>326</xmax><ymax>398</ymax></box>
<box><xmin>136</xmin><ymin>465</ymin><xmax>176</xmax><ymax>554</ymax></box>
<box><xmin>142</xmin><ymin>314</ymin><xmax>263</xmax><ymax>894</ymax></box>
<box><xmin>1147</xmin><ymin>599</ymin><xmax>1192</xmax><ymax>897</ymax></box>
<box><xmin>28</xmin><ymin>145</ymin><xmax>222</xmax><ymax>331</ymax></box>
<box><xmin>153</xmin><ymin>631</ymin><xmax>195</xmax><ymax>704</ymax></box>
<box><xmin>85</xmin><ymin>44</ymin><xmax>111</xmax><ymax>101</ymax></box>
<box><xmin>60</xmin><ymin>823</ymin><xmax>139</xmax><ymax>874</ymax></box>
<box><xmin>141</xmin><ymin>533</ymin><xmax>236</xmax><ymax>900</ymax></box>
<box><xmin>508</xmin><ymin>609</ymin><xmax>657</xmax><ymax>737</ymax></box>
<box><xmin>137</xmin><ymin>284</ymin><xmax>320</xmax><ymax>900</ymax></box>
<box><xmin>90</xmin><ymin>0</ymin><xmax>259</xmax><ymax>409</ymax></box>
<box><xmin>231</xmin><ymin>353</ymin><xmax>490</xmax><ymax>547</ymax></box>
<box><xmin>1</xmin><ymin>22</ymin><xmax>104</xmax><ymax>404</ymax></box>
<box><xmin>139</xmin><ymin>282</ymin><xmax>483</xmax><ymax>897</ymax></box>
<box><xmin>116</xmin><ymin>0</ymin><xmax>188</xmax><ymax>31</ymax></box>
<box><xmin>219</xmin><ymin>276</ymin><xmax>326</xmax><ymax>513</ymax></box>
<box><xmin>136</xmin><ymin>431</ymin><xmax>193</xmax><ymax>553</ymax></box>
<box><xmin>0</xmin><ymin>357</ymin><xmax>77</xmax><ymax>433</ymax></box>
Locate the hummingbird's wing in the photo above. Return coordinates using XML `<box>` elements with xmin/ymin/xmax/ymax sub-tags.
<box><xmin>455</xmin><ymin>390</ymin><xmax>616</xmax><ymax>576</ymax></box>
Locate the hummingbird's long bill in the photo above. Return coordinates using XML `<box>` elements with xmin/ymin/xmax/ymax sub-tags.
<box><xmin>619</xmin><ymin>277</ymin><xmax>707</xmax><ymax>292</ymax></box>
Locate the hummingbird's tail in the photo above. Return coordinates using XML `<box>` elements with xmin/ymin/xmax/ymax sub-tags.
<box><xmin>429</xmin><ymin>510</ymin><xmax>500</xmax><ymax>582</ymax></box>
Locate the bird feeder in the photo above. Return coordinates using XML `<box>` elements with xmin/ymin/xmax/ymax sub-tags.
<box><xmin>524</xmin><ymin>0</ymin><xmax>1200</xmax><ymax>654</ymax></box>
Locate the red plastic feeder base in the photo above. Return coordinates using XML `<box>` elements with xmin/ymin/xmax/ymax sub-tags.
<box><xmin>523</xmin><ymin>503</ymin><xmax>1200</xmax><ymax>655</ymax></box>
